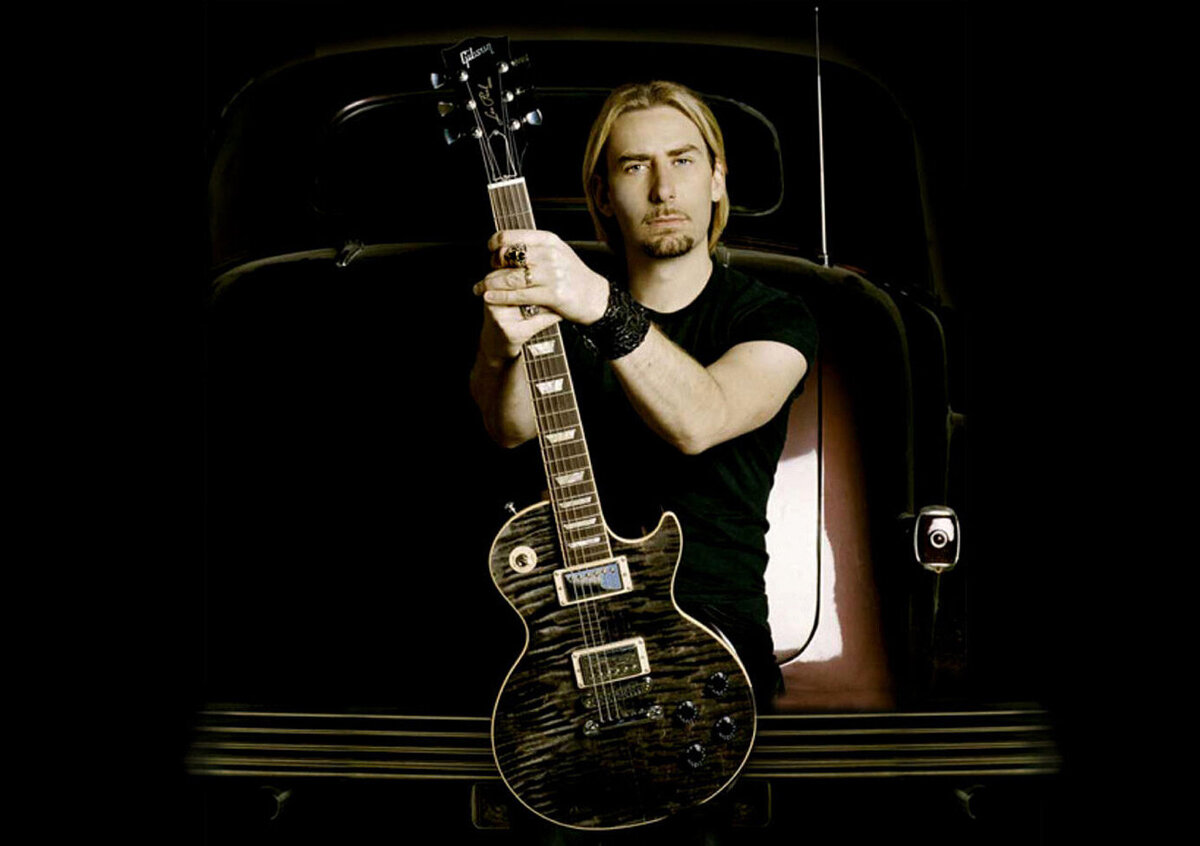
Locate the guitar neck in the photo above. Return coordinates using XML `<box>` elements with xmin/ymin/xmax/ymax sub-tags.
<box><xmin>487</xmin><ymin>178</ymin><xmax>612</xmax><ymax>567</ymax></box>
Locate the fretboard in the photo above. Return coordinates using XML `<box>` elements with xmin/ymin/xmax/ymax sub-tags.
<box><xmin>487</xmin><ymin>178</ymin><xmax>612</xmax><ymax>568</ymax></box>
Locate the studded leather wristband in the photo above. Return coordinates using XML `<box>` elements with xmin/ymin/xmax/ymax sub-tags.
<box><xmin>579</xmin><ymin>280</ymin><xmax>651</xmax><ymax>360</ymax></box>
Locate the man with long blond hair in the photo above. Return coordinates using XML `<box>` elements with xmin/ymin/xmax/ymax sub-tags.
<box><xmin>470</xmin><ymin>81</ymin><xmax>817</xmax><ymax>709</ymax></box>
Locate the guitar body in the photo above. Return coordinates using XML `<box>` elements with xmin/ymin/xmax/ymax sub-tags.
<box><xmin>489</xmin><ymin>502</ymin><xmax>756</xmax><ymax>830</ymax></box>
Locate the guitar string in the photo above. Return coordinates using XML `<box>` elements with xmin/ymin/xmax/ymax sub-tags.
<box><xmin>522</xmin><ymin>327</ymin><xmax>610</xmax><ymax>727</ymax></box>
<box><xmin>502</xmin><ymin>180</ymin><xmax>625</xmax><ymax>724</ymax></box>
<box><xmin>514</xmin><ymin>211</ymin><xmax>620</xmax><ymax>726</ymax></box>
<box><xmin>496</xmin><ymin>66</ymin><xmax>518</xmax><ymax>183</ymax></box>
<box><xmin>525</xmin><ymin>330</ymin><xmax>617</xmax><ymax>727</ymax></box>
<box><xmin>467</xmin><ymin>80</ymin><xmax>502</xmax><ymax>183</ymax></box>
<box><xmin>508</xmin><ymin>178</ymin><xmax>625</xmax><ymax>724</ymax></box>
<box><xmin>493</xmin><ymin>181</ymin><xmax>615</xmax><ymax>725</ymax></box>
<box><xmin>459</xmin><ymin>58</ymin><xmax>636</xmax><ymax>744</ymax></box>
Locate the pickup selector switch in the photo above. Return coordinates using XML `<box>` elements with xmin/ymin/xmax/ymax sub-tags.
<box><xmin>675</xmin><ymin>700</ymin><xmax>699</xmax><ymax>725</ymax></box>
<box><xmin>713</xmin><ymin>715</ymin><xmax>738</xmax><ymax>741</ymax></box>
<box><xmin>704</xmin><ymin>671</ymin><xmax>729</xmax><ymax>698</ymax></box>
<box><xmin>683</xmin><ymin>742</ymin><xmax>706</xmax><ymax>768</ymax></box>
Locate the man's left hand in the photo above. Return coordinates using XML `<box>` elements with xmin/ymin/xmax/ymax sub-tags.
<box><xmin>474</xmin><ymin>230</ymin><xmax>610</xmax><ymax>326</ymax></box>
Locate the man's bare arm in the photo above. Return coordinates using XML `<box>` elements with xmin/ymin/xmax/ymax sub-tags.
<box><xmin>611</xmin><ymin>329</ymin><xmax>808</xmax><ymax>454</ymax></box>
<box><xmin>469</xmin><ymin>346</ymin><xmax>535</xmax><ymax>448</ymax></box>
<box><xmin>468</xmin><ymin>299</ymin><xmax>560</xmax><ymax>448</ymax></box>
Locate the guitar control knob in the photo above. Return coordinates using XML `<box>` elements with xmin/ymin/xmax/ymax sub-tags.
<box><xmin>683</xmin><ymin>742</ymin><xmax>706</xmax><ymax>769</ymax></box>
<box><xmin>705</xmin><ymin>671</ymin><xmax>730</xmax><ymax>698</ymax></box>
<box><xmin>713</xmin><ymin>715</ymin><xmax>738</xmax><ymax>741</ymax></box>
<box><xmin>675</xmin><ymin>700</ymin><xmax>699</xmax><ymax>725</ymax></box>
<box><xmin>582</xmin><ymin>720</ymin><xmax>600</xmax><ymax>737</ymax></box>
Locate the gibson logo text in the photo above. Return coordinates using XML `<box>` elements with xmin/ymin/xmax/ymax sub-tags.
<box><xmin>461</xmin><ymin>43</ymin><xmax>494</xmax><ymax>67</ymax></box>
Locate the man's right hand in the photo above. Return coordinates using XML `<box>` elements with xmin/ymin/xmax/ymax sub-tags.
<box><xmin>473</xmin><ymin>230</ymin><xmax>610</xmax><ymax>364</ymax></box>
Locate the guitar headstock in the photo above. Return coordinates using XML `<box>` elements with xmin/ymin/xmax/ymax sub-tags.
<box><xmin>432</xmin><ymin>36</ymin><xmax>542</xmax><ymax>184</ymax></box>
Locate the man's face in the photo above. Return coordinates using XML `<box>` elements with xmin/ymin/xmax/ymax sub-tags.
<box><xmin>598</xmin><ymin>105</ymin><xmax>725</xmax><ymax>259</ymax></box>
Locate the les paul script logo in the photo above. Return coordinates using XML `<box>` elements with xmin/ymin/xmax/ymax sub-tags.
<box><xmin>475</xmin><ymin>77</ymin><xmax>500</xmax><ymax>126</ymax></box>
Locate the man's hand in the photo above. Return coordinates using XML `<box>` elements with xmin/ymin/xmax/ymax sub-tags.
<box><xmin>476</xmin><ymin>295</ymin><xmax>561</xmax><ymax>363</ymax></box>
<box><xmin>473</xmin><ymin>231</ymin><xmax>610</xmax><ymax>333</ymax></box>
<box><xmin>470</xmin><ymin>230</ymin><xmax>604</xmax><ymax>447</ymax></box>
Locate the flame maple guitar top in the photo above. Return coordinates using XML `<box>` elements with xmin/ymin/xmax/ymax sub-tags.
<box><xmin>489</xmin><ymin>502</ymin><xmax>756</xmax><ymax>830</ymax></box>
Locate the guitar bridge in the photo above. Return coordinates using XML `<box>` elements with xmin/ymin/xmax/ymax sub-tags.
<box><xmin>553</xmin><ymin>556</ymin><xmax>631</xmax><ymax>606</ymax></box>
<box><xmin>579</xmin><ymin>676</ymin><xmax>663</xmax><ymax>735</ymax></box>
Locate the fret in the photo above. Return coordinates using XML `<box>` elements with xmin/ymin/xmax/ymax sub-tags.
<box><xmin>566</xmin><ymin>536</ymin><xmax>604</xmax><ymax>550</ymax></box>
<box><xmin>538</xmin><ymin>413</ymin><xmax>583</xmax><ymax>434</ymax></box>
<box><xmin>558</xmin><ymin>496</ymin><xmax>594</xmax><ymax>510</ymax></box>
<box><xmin>562</xmin><ymin>517</ymin><xmax>599</xmax><ymax>531</ymax></box>
<box><xmin>534</xmin><ymin>411</ymin><xmax>581</xmax><ymax>433</ymax></box>
<box><xmin>526</xmin><ymin>356</ymin><xmax>569</xmax><ymax>373</ymax></box>
<box><xmin>537</xmin><ymin>418</ymin><xmax>580</xmax><ymax>437</ymax></box>
<box><xmin>527</xmin><ymin>357</ymin><xmax>570</xmax><ymax>375</ymax></box>
<box><xmin>541</xmin><ymin>433</ymin><xmax>585</xmax><ymax>450</ymax></box>
<box><xmin>530</xmin><ymin>389</ymin><xmax>574</xmax><ymax>410</ymax></box>
<box><xmin>533</xmin><ymin>378</ymin><xmax>566</xmax><ymax>396</ymax></box>
<box><xmin>543</xmin><ymin>427</ymin><xmax>578</xmax><ymax>445</ymax></box>
<box><xmin>544</xmin><ymin>448</ymin><xmax>587</xmax><ymax>461</ymax></box>
<box><xmin>543</xmin><ymin>446</ymin><xmax>588</xmax><ymax>463</ymax></box>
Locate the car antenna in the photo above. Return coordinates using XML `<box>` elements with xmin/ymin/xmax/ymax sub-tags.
<box><xmin>815</xmin><ymin>6</ymin><xmax>830</xmax><ymax>268</ymax></box>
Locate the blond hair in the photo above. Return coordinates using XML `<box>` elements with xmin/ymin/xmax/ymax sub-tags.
<box><xmin>582</xmin><ymin>81</ymin><xmax>729</xmax><ymax>254</ymax></box>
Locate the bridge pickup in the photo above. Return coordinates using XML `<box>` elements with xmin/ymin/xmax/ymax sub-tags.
<box><xmin>571</xmin><ymin>637</ymin><xmax>650</xmax><ymax>689</ymax></box>
<box><xmin>553</xmin><ymin>556</ymin><xmax>631</xmax><ymax>607</ymax></box>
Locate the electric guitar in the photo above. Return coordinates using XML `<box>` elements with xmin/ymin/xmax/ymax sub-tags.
<box><xmin>436</xmin><ymin>37</ymin><xmax>756</xmax><ymax>830</ymax></box>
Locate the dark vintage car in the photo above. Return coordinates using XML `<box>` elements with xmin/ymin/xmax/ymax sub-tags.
<box><xmin>189</xmin><ymin>3</ymin><xmax>1077</xmax><ymax>842</ymax></box>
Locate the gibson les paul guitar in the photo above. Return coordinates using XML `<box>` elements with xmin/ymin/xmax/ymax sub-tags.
<box><xmin>436</xmin><ymin>37</ymin><xmax>756</xmax><ymax>830</ymax></box>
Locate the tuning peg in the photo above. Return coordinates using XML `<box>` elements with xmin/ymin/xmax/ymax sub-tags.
<box><xmin>509</xmin><ymin>110</ymin><xmax>543</xmax><ymax>131</ymax></box>
<box><xmin>444</xmin><ymin>124</ymin><xmax>485</xmax><ymax>145</ymax></box>
<box><xmin>430</xmin><ymin>72</ymin><xmax>446</xmax><ymax>89</ymax></box>
<box><xmin>437</xmin><ymin>100</ymin><xmax>477</xmax><ymax>118</ymax></box>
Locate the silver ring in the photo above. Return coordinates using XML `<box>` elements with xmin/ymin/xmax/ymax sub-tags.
<box><xmin>503</xmin><ymin>244</ymin><xmax>528</xmax><ymax>268</ymax></box>
<box><xmin>520</xmin><ymin>304</ymin><xmax>542</xmax><ymax>319</ymax></box>
<box><xmin>523</xmin><ymin>265</ymin><xmax>534</xmax><ymax>287</ymax></box>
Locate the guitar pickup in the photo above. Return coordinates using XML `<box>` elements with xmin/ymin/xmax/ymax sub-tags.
<box><xmin>571</xmin><ymin>637</ymin><xmax>650</xmax><ymax>689</ymax></box>
<box><xmin>553</xmin><ymin>556</ymin><xmax>631</xmax><ymax>606</ymax></box>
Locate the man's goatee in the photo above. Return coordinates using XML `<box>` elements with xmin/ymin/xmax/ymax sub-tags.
<box><xmin>640</xmin><ymin>233</ymin><xmax>696</xmax><ymax>258</ymax></box>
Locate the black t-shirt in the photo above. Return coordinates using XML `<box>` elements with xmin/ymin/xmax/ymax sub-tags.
<box><xmin>563</xmin><ymin>261</ymin><xmax>819</xmax><ymax>632</ymax></box>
